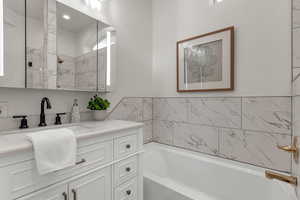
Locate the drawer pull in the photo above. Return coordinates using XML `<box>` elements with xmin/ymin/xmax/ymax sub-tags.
<box><xmin>62</xmin><ymin>192</ymin><xmax>68</xmax><ymax>200</ymax></box>
<box><xmin>76</xmin><ymin>159</ymin><xmax>86</xmax><ymax>165</ymax></box>
<box><xmin>126</xmin><ymin>144</ymin><xmax>131</xmax><ymax>149</ymax></box>
<box><xmin>126</xmin><ymin>190</ymin><xmax>132</xmax><ymax>195</ymax></box>
<box><xmin>72</xmin><ymin>189</ymin><xmax>77</xmax><ymax>200</ymax></box>
<box><xmin>126</xmin><ymin>167</ymin><xmax>131</xmax><ymax>172</ymax></box>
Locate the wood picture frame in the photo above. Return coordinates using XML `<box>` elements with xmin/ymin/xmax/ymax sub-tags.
<box><xmin>177</xmin><ymin>26</ymin><xmax>234</xmax><ymax>92</ymax></box>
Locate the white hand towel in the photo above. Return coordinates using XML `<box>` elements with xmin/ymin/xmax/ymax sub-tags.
<box><xmin>26</xmin><ymin>128</ymin><xmax>77</xmax><ymax>175</ymax></box>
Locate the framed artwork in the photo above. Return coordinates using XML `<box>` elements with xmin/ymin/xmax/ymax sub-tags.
<box><xmin>177</xmin><ymin>26</ymin><xmax>234</xmax><ymax>92</ymax></box>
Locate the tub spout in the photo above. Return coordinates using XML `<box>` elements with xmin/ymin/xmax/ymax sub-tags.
<box><xmin>265</xmin><ymin>171</ymin><xmax>297</xmax><ymax>186</ymax></box>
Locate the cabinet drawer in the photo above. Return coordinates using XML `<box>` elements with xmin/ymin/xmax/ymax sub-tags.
<box><xmin>114</xmin><ymin>156</ymin><xmax>138</xmax><ymax>186</ymax></box>
<box><xmin>8</xmin><ymin>140</ymin><xmax>113</xmax><ymax>199</ymax></box>
<box><xmin>56</xmin><ymin>140</ymin><xmax>113</xmax><ymax>176</ymax></box>
<box><xmin>115</xmin><ymin>178</ymin><xmax>138</xmax><ymax>200</ymax></box>
<box><xmin>114</xmin><ymin>134</ymin><xmax>138</xmax><ymax>160</ymax></box>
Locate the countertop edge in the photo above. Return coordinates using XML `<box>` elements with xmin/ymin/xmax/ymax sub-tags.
<box><xmin>0</xmin><ymin>120</ymin><xmax>144</xmax><ymax>157</ymax></box>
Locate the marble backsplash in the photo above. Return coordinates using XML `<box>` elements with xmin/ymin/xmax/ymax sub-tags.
<box><xmin>292</xmin><ymin>0</ymin><xmax>300</xmax><ymax>196</ymax></box>
<box><xmin>107</xmin><ymin>97</ymin><xmax>153</xmax><ymax>144</ymax></box>
<box><xmin>108</xmin><ymin>97</ymin><xmax>292</xmax><ymax>172</ymax></box>
<box><xmin>0</xmin><ymin>96</ymin><xmax>292</xmax><ymax>172</ymax></box>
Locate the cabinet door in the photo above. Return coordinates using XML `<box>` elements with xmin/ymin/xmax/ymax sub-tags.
<box><xmin>18</xmin><ymin>184</ymin><xmax>68</xmax><ymax>200</ymax></box>
<box><xmin>69</xmin><ymin>167</ymin><xmax>112</xmax><ymax>200</ymax></box>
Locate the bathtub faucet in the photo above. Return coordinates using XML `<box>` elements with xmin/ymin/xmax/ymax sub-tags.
<box><xmin>265</xmin><ymin>171</ymin><xmax>297</xmax><ymax>186</ymax></box>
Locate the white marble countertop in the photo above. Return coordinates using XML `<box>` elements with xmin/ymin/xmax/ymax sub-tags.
<box><xmin>0</xmin><ymin>120</ymin><xmax>143</xmax><ymax>156</ymax></box>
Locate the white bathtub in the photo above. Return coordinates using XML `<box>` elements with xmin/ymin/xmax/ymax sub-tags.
<box><xmin>143</xmin><ymin>143</ymin><xmax>297</xmax><ymax>200</ymax></box>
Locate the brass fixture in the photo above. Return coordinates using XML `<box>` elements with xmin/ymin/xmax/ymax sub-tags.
<box><xmin>265</xmin><ymin>171</ymin><xmax>297</xmax><ymax>186</ymax></box>
<box><xmin>277</xmin><ymin>137</ymin><xmax>299</xmax><ymax>163</ymax></box>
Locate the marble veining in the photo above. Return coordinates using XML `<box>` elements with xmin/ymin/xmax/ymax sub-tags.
<box><xmin>153</xmin><ymin>98</ymin><xmax>189</xmax><ymax>122</ymax></box>
<box><xmin>293</xmin><ymin>68</ymin><xmax>300</xmax><ymax>96</ymax></box>
<box><xmin>173</xmin><ymin>123</ymin><xmax>219</xmax><ymax>155</ymax></box>
<box><xmin>294</xmin><ymin>8</ymin><xmax>300</xmax><ymax>29</ymax></box>
<box><xmin>143</xmin><ymin>120</ymin><xmax>153</xmax><ymax>143</ymax></box>
<box><xmin>153</xmin><ymin>120</ymin><xmax>175</xmax><ymax>145</ymax></box>
<box><xmin>57</xmin><ymin>55</ymin><xmax>75</xmax><ymax>89</ymax></box>
<box><xmin>0</xmin><ymin>96</ymin><xmax>292</xmax><ymax>172</ymax></box>
<box><xmin>242</xmin><ymin>97</ymin><xmax>291</xmax><ymax>134</ymax></box>
<box><xmin>294</xmin><ymin>28</ymin><xmax>300</xmax><ymax>68</ymax></box>
<box><xmin>143</xmin><ymin>98</ymin><xmax>153</xmax><ymax>121</ymax></box>
<box><xmin>219</xmin><ymin>128</ymin><xmax>291</xmax><ymax>172</ymax></box>
<box><xmin>108</xmin><ymin>97</ymin><xmax>153</xmax><ymax>143</ymax></box>
<box><xmin>108</xmin><ymin>98</ymin><xmax>144</xmax><ymax>122</ymax></box>
<box><xmin>189</xmin><ymin>98</ymin><xmax>241</xmax><ymax>129</ymax></box>
<box><xmin>294</xmin><ymin>0</ymin><xmax>300</xmax><ymax>11</ymax></box>
<box><xmin>293</xmin><ymin>96</ymin><xmax>300</xmax><ymax>137</ymax></box>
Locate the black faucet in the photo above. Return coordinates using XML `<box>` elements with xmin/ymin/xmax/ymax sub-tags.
<box><xmin>39</xmin><ymin>97</ymin><xmax>52</xmax><ymax>127</ymax></box>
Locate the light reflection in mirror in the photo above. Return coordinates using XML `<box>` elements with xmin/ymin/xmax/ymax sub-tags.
<box><xmin>106</xmin><ymin>31</ymin><xmax>111</xmax><ymax>86</ymax></box>
<box><xmin>0</xmin><ymin>0</ymin><xmax>3</xmax><ymax>76</ymax></box>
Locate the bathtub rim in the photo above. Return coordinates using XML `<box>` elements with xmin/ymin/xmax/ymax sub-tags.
<box><xmin>143</xmin><ymin>142</ymin><xmax>297</xmax><ymax>200</ymax></box>
<box><xmin>144</xmin><ymin>142</ymin><xmax>290</xmax><ymax>177</ymax></box>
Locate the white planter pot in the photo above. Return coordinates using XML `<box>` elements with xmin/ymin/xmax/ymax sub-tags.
<box><xmin>93</xmin><ymin>110</ymin><xmax>107</xmax><ymax>121</ymax></box>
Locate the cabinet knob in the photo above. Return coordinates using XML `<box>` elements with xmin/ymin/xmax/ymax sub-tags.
<box><xmin>126</xmin><ymin>167</ymin><xmax>131</xmax><ymax>172</ymax></box>
<box><xmin>126</xmin><ymin>144</ymin><xmax>131</xmax><ymax>149</ymax></box>
<box><xmin>126</xmin><ymin>190</ymin><xmax>132</xmax><ymax>195</ymax></box>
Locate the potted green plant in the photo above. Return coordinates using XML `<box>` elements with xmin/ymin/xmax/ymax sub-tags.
<box><xmin>87</xmin><ymin>95</ymin><xmax>111</xmax><ymax>121</ymax></box>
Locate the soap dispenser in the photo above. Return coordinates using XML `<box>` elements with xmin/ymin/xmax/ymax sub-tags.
<box><xmin>71</xmin><ymin>99</ymin><xmax>80</xmax><ymax>123</ymax></box>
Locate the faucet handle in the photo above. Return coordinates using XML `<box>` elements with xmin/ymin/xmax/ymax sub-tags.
<box><xmin>277</xmin><ymin>137</ymin><xmax>299</xmax><ymax>163</ymax></box>
<box><xmin>55</xmin><ymin>113</ymin><xmax>66</xmax><ymax>125</ymax></box>
<box><xmin>13</xmin><ymin>115</ymin><xmax>29</xmax><ymax>129</ymax></box>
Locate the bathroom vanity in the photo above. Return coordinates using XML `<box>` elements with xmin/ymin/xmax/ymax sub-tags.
<box><xmin>0</xmin><ymin>120</ymin><xmax>144</xmax><ymax>200</ymax></box>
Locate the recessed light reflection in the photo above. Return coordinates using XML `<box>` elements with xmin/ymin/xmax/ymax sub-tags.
<box><xmin>62</xmin><ymin>14</ymin><xmax>71</xmax><ymax>20</ymax></box>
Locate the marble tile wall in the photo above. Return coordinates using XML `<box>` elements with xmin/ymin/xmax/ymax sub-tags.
<box><xmin>75</xmin><ymin>51</ymin><xmax>98</xmax><ymax>91</ymax></box>
<box><xmin>153</xmin><ymin>97</ymin><xmax>292</xmax><ymax>172</ymax></box>
<box><xmin>293</xmin><ymin>0</ymin><xmax>300</xmax><ymax>197</ymax></box>
<box><xmin>57</xmin><ymin>55</ymin><xmax>76</xmax><ymax>89</ymax></box>
<box><xmin>27</xmin><ymin>47</ymin><xmax>44</xmax><ymax>88</ymax></box>
<box><xmin>293</xmin><ymin>96</ymin><xmax>300</xmax><ymax>197</ymax></box>
<box><xmin>43</xmin><ymin>0</ymin><xmax>57</xmax><ymax>89</ymax></box>
<box><xmin>107</xmin><ymin>97</ymin><xmax>153</xmax><ymax>144</ymax></box>
<box><xmin>107</xmin><ymin>96</ymin><xmax>292</xmax><ymax>172</ymax></box>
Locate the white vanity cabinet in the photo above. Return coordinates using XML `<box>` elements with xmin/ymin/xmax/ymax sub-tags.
<box><xmin>68</xmin><ymin>167</ymin><xmax>112</xmax><ymax>200</ymax></box>
<box><xmin>0</xmin><ymin>121</ymin><xmax>144</xmax><ymax>200</ymax></box>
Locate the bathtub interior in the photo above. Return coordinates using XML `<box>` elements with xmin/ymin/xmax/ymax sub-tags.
<box><xmin>144</xmin><ymin>177</ymin><xmax>192</xmax><ymax>200</ymax></box>
<box><xmin>143</xmin><ymin>143</ymin><xmax>297</xmax><ymax>200</ymax></box>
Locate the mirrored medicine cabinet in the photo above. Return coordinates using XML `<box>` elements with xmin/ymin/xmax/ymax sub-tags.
<box><xmin>0</xmin><ymin>0</ymin><xmax>116</xmax><ymax>92</ymax></box>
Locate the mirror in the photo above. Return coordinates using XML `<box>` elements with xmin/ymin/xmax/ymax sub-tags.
<box><xmin>0</xmin><ymin>0</ymin><xmax>115</xmax><ymax>92</ymax></box>
<box><xmin>0</xmin><ymin>0</ymin><xmax>26</xmax><ymax>88</ymax></box>
<box><xmin>56</xmin><ymin>2</ymin><xmax>98</xmax><ymax>91</ymax></box>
